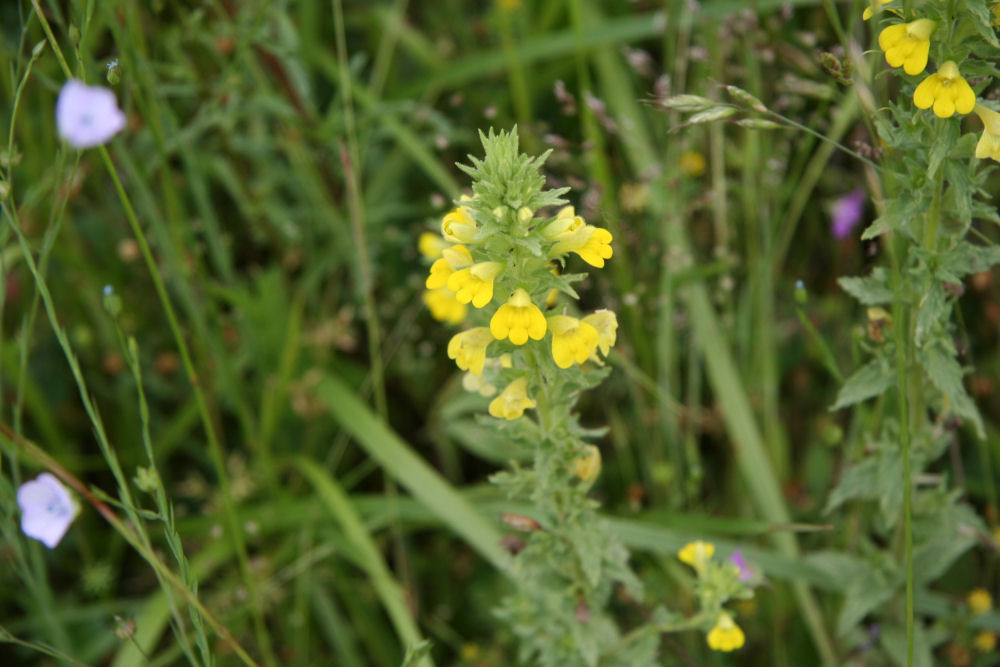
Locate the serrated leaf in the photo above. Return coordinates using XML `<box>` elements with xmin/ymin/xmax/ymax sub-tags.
<box><xmin>880</xmin><ymin>623</ymin><xmax>933</xmax><ymax>667</ymax></box>
<box><xmin>861</xmin><ymin>214</ymin><xmax>894</xmax><ymax>240</ymax></box>
<box><xmin>963</xmin><ymin>0</ymin><xmax>1000</xmax><ymax>47</ymax></box>
<box><xmin>913</xmin><ymin>284</ymin><xmax>946</xmax><ymax>347</ymax></box>
<box><xmin>920</xmin><ymin>339</ymin><xmax>984</xmax><ymax>437</ymax></box>
<box><xmin>831</xmin><ymin>358</ymin><xmax>895</xmax><ymax>410</ymax></box>
<box><xmin>838</xmin><ymin>269</ymin><xmax>893</xmax><ymax>305</ymax></box>
<box><xmin>824</xmin><ymin>457</ymin><xmax>878</xmax><ymax>514</ymax></box>
<box><xmin>926</xmin><ymin>118</ymin><xmax>958</xmax><ymax>178</ymax></box>
<box><xmin>837</xmin><ymin>568</ymin><xmax>896</xmax><ymax>636</ymax></box>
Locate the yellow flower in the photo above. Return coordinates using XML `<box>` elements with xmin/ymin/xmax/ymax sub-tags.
<box><xmin>447</xmin><ymin>261</ymin><xmax>504</xmax><ymax>308</ymax></box>
<box><xmin>490</xmin><ymin>288</ymin><xmax>547</xmax><ymax>345</ymax></box>
<box><xmin>551</xmin><ymin>225</ymin><xmax>614</xmax><ymax>268</ymax></box>
<box><xmin>462</xmin><ymin>370</ymin><xmax>497</xmax><ymax>397</ymax></box>
<box><xmin>974</xmin><ymin>104</ymin><xmax>1000</xmax><ymax>162</ymax></box>
<box><xmin>573</xmin><ymin>445</ymin><xmax>602</xmax><ymax>482</ymax></box>
<box><xmin>426</xmin><ymin>245</ymin><xmax>472</xmax><ymax>290</ymax></box>
<box><xmin>582</xmin><ymin>310</ymin><xmax>618</xmax><ymax>357</ymax></box>
<box><xmin>540</xmin><ymin>205</ymin><xmax>586</xmax><ymax>240</ymax></box>
<box><xmin>418</xmin><ymin>232</ymin><xmax>448</xmax><ymax>260</ymax></box>
<box><xmin>878</xmin><ymin>19</ymin><xmax>934</xmax><ymax>76</ymax></box>
<box><xmin>423</xmin><ymin>289</ymin><xmax>467</xmax><ymax>324</ymax></box>
<box><xmin>447</xmin><ymin>327</ymin><xmax>494</xmax><ymax>375</ymax></box>
<box><xmin>706</xmin><ymin>613</ymin><xmax>745</xmax><ymax>652</ymax></box>
<box><xmin>914</xmin><ymin>61</ymin><xmax>975</xmax><ymax>118</ymax></box>
<box><xmin>547</xmin><ymin>315</ymin><xmax>599</xmax><ymax>368</ymax></box>
<box><xmin>975</xmin><ymin>631</ymin><xmax>997</xmax><ymax>653</ymax></box>
<box><xmin>968</xmin><ymin>588</ymin><xmax>993</xmax><ymax>615</ymax></box>
<box><xmin>441</xmin><ymin>201</ymin><xmax>478</xmax><ymax>243</ymax></box>
<box><xmin>863</xmin><ymin>0</ymin><xmax>893</xmax><ymax>20</ymax></box>
<box><xmin>488</xmin><ymin>378</ymin><xmax>536</xmax><ymax>420</ymax></box>
<box><xmin>678</xmin><ymin>540</ymin><xmax>715</xmax><ymax>572</ymax></box>
<box><xmin>678</xmin><ymin>150</ymin><xmax>706</xmax><ymax>177</ymax></box>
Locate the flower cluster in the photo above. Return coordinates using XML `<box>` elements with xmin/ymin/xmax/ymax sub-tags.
<box><xmin>420</xmin><ymin>131</ymin><xmax>618</xmax><ymax>422</ymax></box>
<box><xmin>677</xmin><ymin>541</ymin><xmax>757</xmax><ymax>652</ymax></box>
<box><xmin>873</xmin><ymin>8</ymin><xmax>1000</xmax><ymax>157</ymax></box>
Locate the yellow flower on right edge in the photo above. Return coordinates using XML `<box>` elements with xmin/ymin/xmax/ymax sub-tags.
<box><xmin>914</xmin><ymin>61</ymin><xmax>975</xmax><ymax>118</ymax></box>
<box><xmin>974</xmin><ymin>104</ymin><xmax>1000</xmax><ymax>161</ymax></box>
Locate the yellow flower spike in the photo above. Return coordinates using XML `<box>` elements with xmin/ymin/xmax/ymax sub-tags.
<box><xmin>678</xmin><ymin>540</ymin><xmax>715</xmax><ymax>572</ymax></box>
<box><xmin>974</xmin><ymin>104</ymin><xmax>1000</xmax><ymax>162</ymax></box>
<box><xmin>490</xmin><ymin>288</ymin><xmax>547</xmax><ymax>345</ymax></box>
<box><xmin>573</xmin><ymin>445</ymin><xmax>602</xmax><ymax>482</ymax></box>
<box><xmin>913</xmin><ymin>61</ymin><xmax>976</xmax><ymax>118</ymax></box>
<box><xmin>582</xmin><ymin>310</ymin><xmax>618</xmax><ymax>357</ymax></box>
<box><xmin>975</xmin><ymin>631</ymin><xmax>997</xmax><ymax>653</ymax></box>
<box><xmin>423</xmin><ymin>289</ymin><xmax>467</xmax><ymax>324</ymax></box>
<box><xmin>442</xmin><ymin>204</ymin><xmax>478</xmax><ymax>243</ymax></box>
<box><xmin>706</xmin><ymin>613</ymin><xmax>746</xmax><ymax>652</ymax></box>
<box><xmin>426</xmin><ymin>245</ymin><xmax>473</xmax><ymax>290</ymax></box>
<box><xmin>968</xmin><ymin>588</ymin><xmax>993</xmax><ymax>615</ymax></box>
<box><xmin>878</xmin><ymin>19</ymin><xmax>934</xmax><ymax>76</ymax></box>
<box><xmin>551</xmin><ymin>225</ymin><xmax>614</xmax><ymax>268</ymax></box>
<box><xmin>488</xmin><ymin>377</ymin><xmax>536</xmax><ymax>420</ymax></box>
<box><xmin>447</xmin><ymin>327</ymin><xmax>495</xmax><ymax>375</ymax></box>
<box><xmin>418</xmin><ymin>232</ymin><xmax>448</xmax><ymax>260</ymax></box>
<box><xmin>862</xmin><ymin>0</ymin><xmax>893</xmax><ymax>20</ymax></box>
<box><xmin>547</xmin><ymin>315</ymin><xmax>600</xmax><ymax>369</ymax></box>
<box><xmin>541</xmin><ymin>206</ymin><xmax>586</xmax><ymax>240</ymax></box>
<box><xmin>447</xmin><ymin>261</ymin><xmax>504</xmax><ymax>308</ymax></box>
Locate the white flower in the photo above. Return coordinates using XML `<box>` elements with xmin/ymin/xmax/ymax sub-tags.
<box><xmin>55</xmin><ymin>79</ymin><xmax>126</xmax><ymax>149</ymax></box>
<box><xmin>17</xmin><ymin>473</ymin><xmax>80</xmax><ymax>548</ymax></box>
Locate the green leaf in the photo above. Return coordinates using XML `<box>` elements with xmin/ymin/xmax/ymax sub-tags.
<box><xmin>316</xmin><ymin>374</ymin><xmax>511</xmax><ymax>570</ymax></box>
<box><xmin>838</xmin><ymin>268</ymin><xmax>893</xmax><ymax>305</ymax></box>
<box><xmin>913</xmin><ymin>284</ymin><xmax>947</xmax><ymax>348</ymax></box>
<box><xmin>823</xmin><ymin>458</ymin><xmax>878</xmax><ymax>514</ymax></box>
<box><xmin>836</xmin><ymin>567</ymin><xmax>896</xmax><ymax>636</ymax></box>
<box><xmin>963</xmin><ymin>0</ymin><xmax>1000</xmax><ymax>47</ymax></box>
<box><xmin>831</xmin><ymin>359</ymin><xmax>895</xmax><ymax>410</ymax></box>
<box><xmin>920</xmin><ymin>339</ymin><xmax>985</xmax><ymax>437</ymax></box>
<box><xmin>880</xmin><ymin>622</ymin><xmax>933</xmax><ymax>667</ymax></box>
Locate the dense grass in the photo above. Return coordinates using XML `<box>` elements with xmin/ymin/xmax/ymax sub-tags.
<box><xmin>2</xmin><ymin>0</ymin><xmax>1000</xmax><ymax>665</ymax></box>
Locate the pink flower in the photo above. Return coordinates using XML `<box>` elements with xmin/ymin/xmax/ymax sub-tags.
<box><xmin>728</xmin><ymin>548</ymin><xmax>753</xmax><ymax>582</ymax></box>
<box><xmin>17</xmin><ymin>473</ymin><xmax>80</xmax><ymax>548</ymax></box>
<box><xmin>56</xmin><ymin>80</ymin><xmax>126</xmax><ymax>149</ymax></box>
<box><xmin>830</xmin><ymin>188</ymin><xmax>865</xmax><ymax>239</ymax></box>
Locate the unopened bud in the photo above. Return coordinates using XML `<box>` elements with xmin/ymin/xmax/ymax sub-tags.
<box><xmin>517</xmin><ymin>206</ymin><xmax>533</xmax><ymax>223</ymax></box>
<box><xmin>106</xmin><ymin>59</ymin><xmax>121</xmax><ymax>86</ymax></box>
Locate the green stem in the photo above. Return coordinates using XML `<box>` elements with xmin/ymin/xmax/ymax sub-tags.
<box><xmin>888</xmin><ymin>232</ymin><xmax>914</xmax><ymax>667</ymax></box>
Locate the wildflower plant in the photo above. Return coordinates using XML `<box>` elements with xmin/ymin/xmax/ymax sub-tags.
<box><xmin>658</xmin><ymin>1</ymin><xmax>1000</xmax><ymax>663</ymax></box>
<box><xmin>423</xmin><ymin>128</ymin><xmax>755</xmax><ymax>664</ymax></box>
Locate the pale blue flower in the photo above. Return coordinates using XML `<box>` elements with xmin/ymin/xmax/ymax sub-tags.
<box><xmin>56</xmin><ymin>79</ymin><xmax>126</xmax><ymax>149</ymax></box>
<box><xmin>17</xmin><ymin>473</ymin><xmax>80</xmax><ymax>548</ymax></box>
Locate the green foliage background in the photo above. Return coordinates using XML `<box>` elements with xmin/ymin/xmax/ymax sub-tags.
<box><xmin>2</xmin><ymin>0</ymin><xmax>1000</xmax><ymax>665</ymax></box>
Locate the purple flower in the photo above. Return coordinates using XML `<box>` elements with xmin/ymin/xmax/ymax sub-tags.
<box><xmin>17</xmin><ymin>473</ymin><xmax>80</xmax><ymax>548</ymax></box>
<box><xmin>830</xmin><ymin>188</ymin><xmax>866</xmax><ymax>239</ymax></box>
<box><xmin>728</xmin><ymin>548</ymin><xmax>753</xmax><ymax>582</ymax></box>
<box><xmin>56</xmin><ymin>79</ymin><xmax>126</xmax><ymax>149</ymax></box>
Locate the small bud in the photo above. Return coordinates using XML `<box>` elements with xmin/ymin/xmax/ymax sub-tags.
<box><xmin>866</xmin><ymin>307</ymin><xmax>892</xmax><ymax>343</ymax></box>
<box><xmin>517</xmin><ymin>206</ymin><xmax>533</xmax><ymax>223</ymax></box>
<box><xmin>134</xmin><ymin>466</ymin><xmax>160</xmax><ymax>493</ymax></box>
<box><xmin>492</xmin><ymin>206</ymin><xmax>505</xmax><ymax>220</ymax></box>
<box><xmin>794</xmin><ymin>280</ymin><xmax>807</xmax><ymax>304</ymax></box>
<box><xmin>0</xmin><ymin>181</ymin><xmax>9</xmax><ymax>200</ymax></box>
<box><xmin>102</xmin><ymin>285</ymin><xmax>123</xmax><ymax>318</ymax></box>
<box><xmin>31</xmin><ymin>40</ymin><xmax>46</xmax><ymax>58</ymax></box>
<box><xmin>67</xmin><ymin>25</ymin><xmax>81</xmax><ymax>46</ymax></box>
<box><xmin>106</xmin><ymin>59</ymin><xmax>122</xmax><ymax>86</ymax></box>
